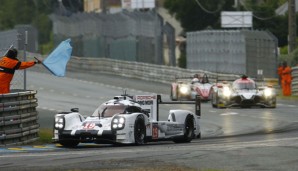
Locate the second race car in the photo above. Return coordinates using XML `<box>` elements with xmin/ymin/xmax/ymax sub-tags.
<box><xmin>170</xmin><ymin>74</ymin><xmax>213</xmax><ymax>101</ymax></box>
<box><xmin>210</xmin><ymin>75</ymin><xmax>276</xmax><ymax>108</ymax></box>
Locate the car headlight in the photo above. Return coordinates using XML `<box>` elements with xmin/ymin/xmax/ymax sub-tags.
<box><xmin>264</xmin><ymin>88</ymin><xmax>272</xmax><ymax>97</ymax></box>
<box><xmin>223</xmin><ymin>86</ymin><xmax>231</xmax><ymax>97</ymax></box>
<box><xmin>111</xmin><ymin>116</ymin><xmax>125</xmax><ymax>130</ymax></box>
<box><xmin>54</xmin><ymin>116</ymin><xmax>65</xmax><ymax>130</ymax></box>
<box><xmin>179</xmin><ymin>85</ymin><xmax>189</xmax><ymax>94</ymax></box>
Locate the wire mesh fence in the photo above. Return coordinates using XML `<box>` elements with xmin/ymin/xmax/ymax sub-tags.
<box><xmin>50</xmin><ymin>10</ymin><xmax>175</xmax><ymax>65</ymax></box>
<box><xmin>0</xmin><ymin>25</ymin><xmax>38</xmax><ymax>91</ymax></box>
<box><xmin>186</xmin><ymin>30</ymin><xmax>278</xmax><ymax>78</ymax></box>
<box><xmin>0</xmin><ymin>30</ymin><xmax>24</xmax><ymax>90</ymax></box>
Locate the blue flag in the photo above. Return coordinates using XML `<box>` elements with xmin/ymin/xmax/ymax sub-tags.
<box><xmin>42</xmin><ymin>39</ymin><xmax>72</xmax><ymax>77</ymax></box>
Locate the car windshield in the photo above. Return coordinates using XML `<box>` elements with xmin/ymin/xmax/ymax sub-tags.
<box><xmin>201</xmin><ymin>74</ymin><xmax>209</xmax><ymax>83</ymax></box>
<box><xmin>234</xmin><ymin>82</ymin><xmax>256</xmax><ymax>90</ymax></box>
<box><xmin>91</xmin><ymin>104</ymin><xmax>126</xmax><ymax>118</ymax></box>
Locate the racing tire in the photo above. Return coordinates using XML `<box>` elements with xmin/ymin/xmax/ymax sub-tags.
<box><xmin>170</xmin><ymin>88</ymin><xmax>177</xmax><ymax>101</ymax></box>
<box><xmin>269</xmin><ymin>99</ymin><xmax>277</xmax><ymax>108</ymax></box>
<box><xmin>59</xmin><ymin>140</ymin><xmax>79</xmax><ymax>148</ymax></box>
<box><xmin>211</xmin><ymin>93</ymin><xmax>218</xmax><ymax>108</ymax></box>
<box><xmin>196</xmin><ymin>133</ymin><xmax>201</xmax><ymax>139</ymax></box>
<box><xmin>134</xmin><ymin>115</ymin><xmax>146</xmax><ymax>145</ymax></box>
<box><xmin>173</xmin><ymin>115</ymin><xmax>194</xmax><ymax>143</ymax></box>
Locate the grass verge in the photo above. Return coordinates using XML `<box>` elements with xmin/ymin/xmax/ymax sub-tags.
<box><xmin>31</xmin><ymin>128</ymin><xmax>53</xmax><ymax>145</ymax></box>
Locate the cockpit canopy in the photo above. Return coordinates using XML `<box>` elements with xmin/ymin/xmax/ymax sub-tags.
<box><xmin>233</xmin><ymin>79</ymin><xmax>256</xmax><ymax>90</ymax></box>
<box><xmin>201</xmin><ymin>74</ymin><xmax>209</xmax><ymax>84</ymax></box>
<box><xmin>91</xmin><ymin>103</ymin><xmax>142</xmax><ymax>118</ymax></box>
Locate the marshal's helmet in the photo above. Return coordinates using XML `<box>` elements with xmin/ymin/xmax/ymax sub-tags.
<box><xmin>6</xmin><ymin>48</ymin><xmax>18</xmax><ymax>58</ymax></box>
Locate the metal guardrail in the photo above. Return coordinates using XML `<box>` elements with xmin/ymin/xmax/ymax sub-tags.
<box><xmin>27</xmin><ymin>52</ymin><xmax>279</xmax><ymax>86</ymax></box>
<box><xmin>30</xmin><ymin>53</ymin><xmax>270</xmax><ymax>84</ymax></box>
<box><xmin>292</xmin><ymin>66</ymin><xmax>298</xmax><ymax>96</ymax></box>
<box><xmin>0</xmin><ymin>90</ymin><xmax>39</xmax><ymax>146</ymax></box>
<box><xmin>30</xmin><ymin>55</ymin><xmax>240</xmax><ymax>84</ymax></box>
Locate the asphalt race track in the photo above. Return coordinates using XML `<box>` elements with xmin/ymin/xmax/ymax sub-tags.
<box><xmin>0</xmin><ymin>70</ymin><xmax>298</xmax><ymax>171</ymax></box>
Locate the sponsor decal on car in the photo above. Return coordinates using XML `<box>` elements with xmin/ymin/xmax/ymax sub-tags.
<box><xmin>152</xmin><ymin>123</ymin><xmax>159</xmax><ymax>139</ymax></box>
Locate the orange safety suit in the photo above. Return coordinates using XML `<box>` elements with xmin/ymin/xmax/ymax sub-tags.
<box><xmin>0</xmin><ymin>56</ymin><xmax>36</xmax><ymax>94</ymax></box>
<box><xmin>281</xmin><ymin>66</ymin><xmax>292</xmax><ymax>96</ymax></box>
<box><xmin>277</xmin><ymin>66</ymin><xmax>283</xmax><ymax>87</ymax></box>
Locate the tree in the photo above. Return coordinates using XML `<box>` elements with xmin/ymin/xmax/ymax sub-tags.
<box><xmin>0</xmin><ymin>0</ymin><xmax>57</xmax><ymax>51</ymax></box>
<box><xmin>164</xmin><ymin>0</ymin><xmax>235</xmax><ymax>68</ymax></box>
<box><xmin>0</xmin><ymin>0</ymin><xmax>83</xmax><ymax>54</ymax></box>
<box><xmin>164</xmin><ymin>0</ymin><xmax>295</xmax><ymax>67</ymax></box>
<box><xmin>244</xmin><ymin>0</ymin><xmax>288</xmax><ymax>47</ymax></box>
<box><xmin>164</xmin><ymin>0</ymin><xmax>289</xmax><ymax>47</ymax></box>
<box><xmin>164</xmin><ymin>0</ymin><xmax>235</xmax><ymax>32</ymax></box>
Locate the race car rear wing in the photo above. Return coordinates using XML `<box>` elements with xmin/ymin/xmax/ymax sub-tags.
<box><xmin>134</xmin><ymin>94</ymin><xmax>201</xmax><ymax>121</ymax></box>
<box><xmin>156</xmin><ymin>95</ymin><xmax>201</xmax><ymax>121</ymax></box>
<box><xmin>212</xmin><ymin>75</ymin><xmax>239</xmax><ymax>83</ymax></box>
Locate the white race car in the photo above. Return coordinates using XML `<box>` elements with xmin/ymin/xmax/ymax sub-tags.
<box><xmin>210</xmin><ymin>75</ymin><xmax>276</xmax><ymax>108</ymax></box>
<box><xmin>53</xmin><ymin>94</ymin><xmax>201</xmax><ymax>147</ymax></box>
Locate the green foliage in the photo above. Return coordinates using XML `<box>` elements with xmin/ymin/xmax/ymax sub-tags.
<box><xmin>40</xmin><ymin>32</ymin><xmax>54</xmax><ymax>54</ymax></box>
<box><xmin>178</xmin><ymin>51</ymin><xmax>186</xmax><ymax>68</ymax></box>
<box><xmin>38</xmin><ymin>128</ymin><xmax>53</xmax><ymax>144</ymax></box>
<box><xmin>280</xmin><ymin>46</ymin><xmax>288</xmax><ymax>55</ymax></box>
<box><xmin>278</xmin><ymin>46</ymin><xmax>298</xmax><ymax>66</ymax></box>
<box><xmin>288</xmin><ymin>48</ymin><xmax>298</xmax><ymax>66</ymax></box>
<box><xmin>164</xmin><ymin>0</ymin><xmax>235</xmax><ymax>32</ymax></box>
<box><xmin>0</xmin><ymin>0</ymin><xmax>56</xmax><ymax>54</ymax></box>
<box><xmin>244</xmin><ymin>0</ymin><xmax>289</xmax><ymax>47</ymax></box>
<box><xmin>164</xmin><ymin>0</ymin><xmax>291</xmax><ymax>47</ymax></box>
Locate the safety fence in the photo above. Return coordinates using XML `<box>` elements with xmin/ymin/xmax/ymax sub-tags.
<box><xmin>50</xmin><ymin>10</ymin><xmax>176</xmax><ymax>66</ymax></box>
<box><xmin>292</xmin><ymin>66</ymin><xmax>298</xmax><ymax>96</ymax></box>
<box><xmin>0</xmin><ymin>90</ymin><xmax>39</xmax><ymax>146</ymax></box>
<box><xmin>187</xmin><ymin>30</ymin><xmax>278</xmax><ymax>78</ymax></box>
<box><xmin>0</xmin><ymin>25</ymin><xmax>39</xmax><ymax>90</ymax></box>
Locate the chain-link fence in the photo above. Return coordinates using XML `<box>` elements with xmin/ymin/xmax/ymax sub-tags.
<box><xmin>50</xmin><ymin>10</ymin><xmax>175</xmax><ymax>65</ymax></box>
<box><xmin>0</xmin><ymin>25</ymin><xmax>38</xmax><ymax>90</ymax></box>
<box><xmin>186</xmin><ymin>30</ymin><xmax>278</xmax><ymax>78</ymax></box>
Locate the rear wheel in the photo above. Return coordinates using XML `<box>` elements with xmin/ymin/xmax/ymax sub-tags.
<box><xmin>134</xmin><ymin>115</ymin><xmax>146</xmax><ymax>145</ymax></box>
<box><xmin>173</xmin><ymin>115</ymin><xmax>194</xmax><ymax>143</ymax></box>
<box><xmin>171</xmin><ymin>88</ymin><xmax>177</xmax><ymax>101</ymax></box>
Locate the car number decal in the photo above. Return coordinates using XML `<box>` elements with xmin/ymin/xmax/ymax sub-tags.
<box><xmin>152</xmin><ymin>123</ymin><xmax>158</xmax><ymax>139</ymax></box>
<box><xmin>83</xmin><ymin>123</ymin><xmax>96</xmax><ymax>129</ymax></box>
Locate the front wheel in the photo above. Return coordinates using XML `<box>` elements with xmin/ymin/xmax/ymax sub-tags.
<box><xmin>211</xmin><ymin>92</ymin><xmax>218</xmax><ymax>108</ymax></box>
<box><xmin>134</xmin><ymin>115</ymin><xmax>146</xmax><ymax>145</ymax></box>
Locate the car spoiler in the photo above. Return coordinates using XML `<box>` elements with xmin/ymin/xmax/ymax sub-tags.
<box><xmin>213</xmin><ymin>75</ymin><xmax>239</xmax><ymax>83</ymax></box>
<box><xmin>174</xmin><ymin>76</ymin><xmax>193</xmax><ymax>80</ymax></box>
<box><xmin>156</xmin><ymin>95</ymin><xmax>201</xmax><ymax>121</ymax></box>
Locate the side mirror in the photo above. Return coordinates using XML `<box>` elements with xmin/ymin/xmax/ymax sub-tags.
<box><xmin>71</xmin><ymin>108</ymin><xmax>79</xmax><ymax>112</ymax></box>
